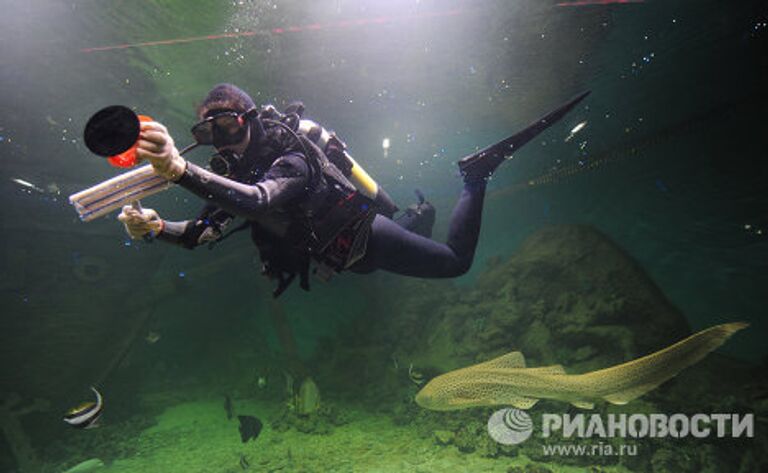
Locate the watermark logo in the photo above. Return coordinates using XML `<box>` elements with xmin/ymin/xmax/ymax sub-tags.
<box><xmin>541</xmin><ymin>413</ymin><xmax>754</xmax><ymax>439</ymax></box>
<box><xmin>487</xmin><ymin>408</ymin><xmax>534</xmax><ymax>445</ymax></box>
<box><xmin>486</xmin><ymin>409</ymin><xmax>754</xmax><ymax>454</ymax></box>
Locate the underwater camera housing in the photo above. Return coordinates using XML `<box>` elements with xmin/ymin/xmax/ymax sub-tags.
<box><xmin>83</xmin><ymin>105</ymin><xmax>154</xmax><ymax>168</ymax></box>
<box><xmin>70</xmin><ymin>106</ymin><xmax>174</xmax><ymax>222</ymax></box>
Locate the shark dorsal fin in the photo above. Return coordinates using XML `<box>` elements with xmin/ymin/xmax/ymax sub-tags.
<box><xmin>480</xmin><ymin>351</ymin><xmax>526</xmax><ymax>369</ymax></box>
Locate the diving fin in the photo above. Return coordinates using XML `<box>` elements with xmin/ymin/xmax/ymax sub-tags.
<box><xmin>458</xmin><ymin>90</ymin><xmax>591</xmax><ymax>182</ymax></box>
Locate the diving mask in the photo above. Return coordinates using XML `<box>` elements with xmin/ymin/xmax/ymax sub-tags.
<box><xmin>191</xmin><ymin>108</ymin><xmax>258</xmax><ymax>147</ymax></box>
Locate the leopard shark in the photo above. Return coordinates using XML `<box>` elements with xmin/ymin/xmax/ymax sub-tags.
<box><xmin>415</xmin><ymin>322</ymin><xmax>748</xmax><ymax>411</ymax></box>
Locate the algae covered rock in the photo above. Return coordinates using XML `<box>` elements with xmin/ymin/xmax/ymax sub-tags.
<box><xmin>453</xmin><ymin>426</ymin><xmax>478</xmax><ymax>453</ymax></box>
<box><xmin>433</xmin><ymin>429</ymin><xmax>454</xmax><ymax>446</ymax></box>
<box><xmin>271</xmin><ymin>403</ymin><xmax>347</xmax><ymax>435</ymax></box>
<box><xmin>452</xmin><ymin>419</ymin><xmax>491</xmax><ymax>454</ymax></box>
<box><xmin>475</xmin><ymin>433</ymin><xmax>500</xmax><ymax>458</ymax></box>
<box><xmin>651</xmin><ymin>447</ymin><xmax>696</xmax><ymax>473</ymax></box>
<box><xmin>390</xmin><ymin>224</ymin><xmax>691</xmax><ymax>377</ymax></box>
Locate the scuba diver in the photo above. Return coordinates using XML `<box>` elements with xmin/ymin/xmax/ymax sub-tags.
<box><xmin>119</xmin><ymin>84</ymin><xmax>588</xmax><ymax>297</ymax></box>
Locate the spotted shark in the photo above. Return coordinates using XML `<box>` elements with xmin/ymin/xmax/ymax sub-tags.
<box><xmin>415</xmin><ymin>322</ymin><xmax>748</xmax><ymax>411</ymax></box>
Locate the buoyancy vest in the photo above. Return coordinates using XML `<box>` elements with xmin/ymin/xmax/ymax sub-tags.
<box><xmin>246</xmin><ymin>103</ymin><xmax>396</xmax><ymax>295</ymax></box>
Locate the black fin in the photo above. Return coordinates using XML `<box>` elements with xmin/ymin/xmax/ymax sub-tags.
<box><xmin>237</xmin><ymin>415</ymin><xmax>263</xmax><ymax>443</ymax></box>
<box><xmin>458</xmin><ymin>91</ymin><xmax>591</xmax><ymax>182</ymax></box>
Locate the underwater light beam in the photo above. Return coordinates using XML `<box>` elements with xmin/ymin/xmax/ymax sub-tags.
<box><xmin>81</xmin><ymin>10</ymin><xmax>463</xmax><ymax>53</ymax></box>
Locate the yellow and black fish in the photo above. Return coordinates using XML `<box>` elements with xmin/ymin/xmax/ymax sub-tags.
<box><xmin>63</xmin><ymin>387</ymin><xmax>103</xmax><ymax>429</ymax></box>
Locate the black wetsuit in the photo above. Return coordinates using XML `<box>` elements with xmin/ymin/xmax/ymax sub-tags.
<box><xmin>352</xmin><ymin>181</ymin><xmax>485</xmax><ymax>277</ymax></box>
<box><xmin>158</xmin><ymin>138</ymin><xmax>487</xmax><ymax>280</ymax></box>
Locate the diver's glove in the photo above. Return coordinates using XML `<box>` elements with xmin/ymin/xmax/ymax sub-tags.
<box><xmin>136</xmin><ymin>121</ymin><xmax>187</xmax><ymax>181</ymax></box>
<box><xmin>118</xmin><ymin>205</ymin><xmax>164</xmax><ymax>239</ymax></box>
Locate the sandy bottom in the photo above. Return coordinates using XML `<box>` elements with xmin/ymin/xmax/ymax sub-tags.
<box><xmin>59</xmin><ymin>398</ymin><xmax>631</xmax><ymax>473</ymax></box>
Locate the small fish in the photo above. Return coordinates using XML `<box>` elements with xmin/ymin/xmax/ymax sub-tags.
<box><xmin>64</xmin><ymin>387</ymin><xmax>103</xmax><ymax>429</ymax></box>
<box><xmin>408</xmin><ymin>363</ymin><xmax>425</xmax><ymax>386</ymax></box>
<box><xmin>145</xmin><ymin>331</ymin><xmax>161</xmax><ymax>344</ymax></box>
<box><xmin>11</xmin><ymin>178</ymin><xmax>44</xmax><ymax>193</ymax></box>
<box><xmin>257</xmin><ymin>376</ymin><xmax>267</xmax><ymax>389</ymax></box>
<box><xmin>564</xmin><ymin>120</ymin><xmax>588</xmax><ymax>142</ymax></box>
<box><xmin>238</xmin><ymin>415</ymin><xmax>263</xmax><ymax>443</ymax></box>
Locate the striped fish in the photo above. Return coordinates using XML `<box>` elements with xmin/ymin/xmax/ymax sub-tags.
<box><xmin>63</xmin><ymin>387</ymin><xmax>103</xmax><ymax>429</ymax></box>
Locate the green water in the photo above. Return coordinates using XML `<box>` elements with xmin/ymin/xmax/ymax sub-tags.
<box><xmin>1</xmin><ymin>1</ymin><xmax>766</xmax><ymax>472</ymax></box>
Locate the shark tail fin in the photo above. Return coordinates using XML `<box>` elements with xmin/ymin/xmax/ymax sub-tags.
<box><xmin>591</xmin><ymin>322</ymin><xmax>748</xmax><ymax>406</ymax></box>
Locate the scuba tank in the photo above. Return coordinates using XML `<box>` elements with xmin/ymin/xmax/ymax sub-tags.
<box><xmin>260</xmin><ymin>103</ymin><xmax>398</xmax><ymax>218</ymax></box>
<box><xmin>254</xmin><ymin>103</ymin><xmax>397</xmax><ymax>288</ymax></box>
<box><xmin>297</xmin><ymin>119</ymin><xmax>399</xmax><ymax>218</ymax></box>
